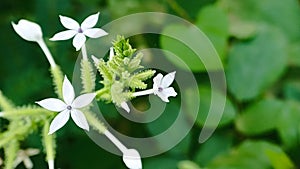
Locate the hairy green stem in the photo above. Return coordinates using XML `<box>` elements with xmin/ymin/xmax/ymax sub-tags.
<box><xmin>4</xmin><ymin>140</ymin><xmax>19</xmax><ymax>169</ymax></box>
<box><xmin>85</xmin><ymin>111</ymin><xmax>107</xmax><ymax>133</ymax></box>
<box><xmin>50</xmin><ymin>66</ymin><xmax>64</xmax><ymax>99</ymax></box>
<box><xmin>0</xmin><ymin>108</ymin><xmax>52</xmax><ymax>119</ymax></box>
<box><xmin>0</xmin><ymin>125</ymin><xmax>29</xmax><ymax>148</ymax></box>
<box><xmin>43</xmin><ymin>120</ymin><xmax>56</xmax><ymax>169</ymax></box>
<box><xmin>0</xmin><ymin>91</ymin><xmax>15</xmax><ymax>110</ymax></box>
<box><xmin>80</xmin><ymin>59</ymin><xmax>96</xmax><ymax>93</ymax></box>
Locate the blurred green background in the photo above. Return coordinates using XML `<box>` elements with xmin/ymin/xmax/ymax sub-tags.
<box><xmin>1</xmin><ymin>0</ymin><xmax>300</xmax><ymax>168</ymax></box>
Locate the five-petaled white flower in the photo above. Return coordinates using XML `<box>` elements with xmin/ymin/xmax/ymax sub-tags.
<box><xmin>152</xmin><ymin>71</ymin><xmax>177</xmax><ymax>102</ymax></box>
<box><xmin>36</xmin><ymin>76</ymin><xmax>95</xmax><ymax>134</ymax></box>
<box><xmin>50</xmin><ymin>12</ymin><xmax>108</xmax><ymax>51</ymax></box>
<box><xmin>132</xmin><ymin>71</ymin><xmax>177</xmax><ymax>103</ymax></box>
<box><xmin>14</xmin><ymin>148</ymin><xmax>40</xmax><ymax>169</ymax></box>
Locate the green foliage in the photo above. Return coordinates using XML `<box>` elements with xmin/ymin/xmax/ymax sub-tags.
<box><xmin>1</xmin><ymin>0</ymin><xmax>300</xmax><ymax>168</ymax></box>
<box><xmin>95</xmin><ymin>36</ymin><xmax>155</xmax><ymax>106</ymax></box>
<box><xmin>235</xmin><ymin>99</ymin><xmax>284</xmax><ymax>135</ymax></box>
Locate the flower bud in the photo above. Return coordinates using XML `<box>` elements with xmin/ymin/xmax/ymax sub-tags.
<box><xmin>12</xmin><ymin>19</ymin><xmax>43</xmax><ymax>42</ymax></box>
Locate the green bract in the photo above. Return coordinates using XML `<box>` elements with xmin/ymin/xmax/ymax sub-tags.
<box><xmin>95</xmin><ymin>36</ymin><xmax>156</xmax><ymax>107</ymax></box>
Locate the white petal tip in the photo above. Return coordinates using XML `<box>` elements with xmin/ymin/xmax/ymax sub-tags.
<box><xmin>123</xmin><ymin>149</ymin><xmax>142</xmax><ymax>169</ymax></box>
<box><xmin>48</xmin><ymin>160</ymin><xmax>54</xmax><ymax>169</ymax></box>
<box><xmin>91</xmin><ymin>55</ymin><xmax>100</xmax><ymax>65</ymax></box>
<box><xmin>121</xmin><ymin>102</ymin><xmax>130</xmax><ymax>113</ymax></box>
<box><xmin>0</xmin><ymin>112</ymin><xmax>4</xmax><ymax>117</ymax></box>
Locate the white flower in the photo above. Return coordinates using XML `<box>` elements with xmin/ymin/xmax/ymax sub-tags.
<box><xmin>153</xmin><ymin>71</ymin><xmax>177</xmax><ymax>102</ymax></box>
<box><xmin>132</xmin><ymin>71</ymin><xmax>177</xmax><ymax>102</ymax></box>
<box><xmin>36</xmin><ymin>76</ymin><xmax>95</xmax><ymax>134</ymax></box>
<box><xmin>123</xmin><ymin>149</ymin><xmax>142</xmax><ymax>169</ymax></box>
<box><xmin>11</xmin><ymin>19</ymin><xmax>43</xmax><ymax>42</ymax></box>
<box><xmin>14</xmin><ymin>148</ymin><xmax>40</xmax><ymax>169</ymax></box>
<box><xmin>104</xmin><ymin>130</ymin><xmax>142</xmax><ymax>169</ymax></box>
<box><xmin>50</xmin><ymin>12</ymin><xmax>108</xmax><ymax>51</ymax></box>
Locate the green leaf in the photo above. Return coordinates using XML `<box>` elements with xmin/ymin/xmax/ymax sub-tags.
<box><xmin>160</xmin><ymin>23</ymin><xmax>223</xmax><ymax>72</ymax></box>
<box><xmin>235</xmin><ymin>99</ymin><xmax>284</xmax><ymax>135</ymax></box>
<box><xmin>283</xmin><ymin>80</ymin><xmax>300</xmax><ymax>101</ymax></box>
<box><xmin>195</xmin><ymin>5</ymin><xmax>229</xmax><ymax>58</ymax></box>
<box><xmin>195</xmin><ymin>133</ymin><xmax>232</xmax><ymax>166</ymax></box>
<box><xmin>265</xmin><ymin>148</ymin><xmax>295</xmax><ymax>169</ymax></box>
<box><xmin>288</xmin><ymin>42</ymin><xmax>300</xmax><ymax>67</ymax></box>
<box><xmin>277</xmin><ymin>101</ymin><xmax>300</xmax><ymax>148</ymax></box>
<box><xmin>178</xmin><ymin>160</ymin><xmax>202</xmax><ymax>169</ymax></box>
<box><xmin>208</xmin><ymin>140</ymin><xmax>294</xmax><ymax>169</ymax></box>
<box><xmin>218</xmin><ymin>0</ymin><xmax>300</xmax><ymax>41</ymax></box>
<box><xmin>194</xmin><ymin>87</ymin><xmax>236</xmax><ymax>127</ymax></box>
<box><xmin>227</xmin><ymin>25</ymin><xmax>287</xmax><ymax>100</ymax></box>
<box><xmin>144</xmin><ymin>157</ymin><xmax>178</xmax><ymax>169</ymax></box>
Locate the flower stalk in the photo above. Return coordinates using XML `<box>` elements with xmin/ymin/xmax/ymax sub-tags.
<box><xmin>43</xmin><ymin>120</ymin><xmax>56</xmax><ymax>169</ymax></box>
<box><xmin>37</xmin><ymin>39</ymin><xmax>56</xmax><ymax>68</ymax></box>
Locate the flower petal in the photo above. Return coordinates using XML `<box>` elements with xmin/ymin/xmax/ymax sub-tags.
<box><xmin>72</xmin><ymin>93</ymin><xmax>96</xmax><ymax>108</ymax></box>
<box><xmin>123</xmin><ymin>149</ymin><xmax>142</xmax><ymax>169</ymax></box>
<box><xmin>49</xmin><ymin>30</ymin><xmax>77</xmax><ymax>41</ymax></box>
<box><xmin>71</xmin><ymin>109</ymin><xmax>89</xmax><ymax>131</ymax></box>
<box><xmin>81</xmin><ymin>12</ymin><xmax>99</xmax><ymax>30</ymax></box>
<box><xmin>156</xmin><ymin>87</ymin><xmax>177</xmax><ymax>102</ymax></box>
<box><xmin>83</xmin><ymin>28</ymin><xmax>108</xmax><ymax>38</ymax></box>
<box><xmin>161</xmin><ymin>71</ymin><xmax>176</xmax><ymax>88</ymax></box>
<box><xmin>120</xmin><ymin>102</ymin><xmax>130</xmax><ymax>113</ymax></box>
<box><xmin>156</xmin><ymin>91</ymin><xmax>170</xmax><ymax>102</ymax></box>
<box><xmin>12</xmin><ymin>19</ymin><xmax>43</xmax><ymax>42</ymax></box>
<box><xmin>23</xmin><ymin>157</ymin><xmax>34</xmax><ymax>169</ymax></box>
<box><xmin>63</xmin><ymin>76</ymin><xmax>75</xmax><ymax>105</ymax></box>
<box><xmin>35</xmin><ymin>98</ymin><xmax>66</xmax><ymax>111</ymax></box>
<box><xmin>72</xmin><ymin>33</ymin><xmax>86</xmax><ymax>51</ymax></box>
<box><xmin>59</xmin><ymin>15</ymin><xmax>80</xmax><ymax>30</ymax></box>
<box><xmin>163</xmin><ymin>87</ymin><xmax>177</xmax><ymax>97</ymax></box>
<box><xmin>49</xmin><ymin>109</ymin><xmax>70</xmax><ymax>134</ymax></box>
<box><xmin>109</xmin><ymin>47</ymin><xmax>114</xmax><ymax>60</ymax></box>
<box><xmin>153</xmin><ymin>73</ymin><xmax>163</xmax><ymax>89</ymax></box>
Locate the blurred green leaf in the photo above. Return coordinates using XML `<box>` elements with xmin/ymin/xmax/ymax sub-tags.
<box><xmin>288</xmin><ymin>42</ymin><xmax>300</xmax><ymax>67</ymax></box>
<box><xmin>235</xmin><ymin>99</ymin><xmax>284</xmax><ymax>135</ymax></box>
<box><xmin>178</xmin><ymin>160</ymin><xmax>202</xmax><ymax>169</ymax></box>
<box><xmin>277</xmin><ymin>101</ymin><xmax>300</xmax><ymax>148</ymax></box>
<box><xmin>283</xmin><ymin>81</ymin><xmax>300</xmax><ymax>101</ymax></box>
<box><xmin>195</xmin><ymin>133</ymin><xmax>232</xmax><ymax>166</ymax></box>
<box><xmin>265</xmin><ymin>148</ymin><xmax>295</xmax><ymax>169</ymax></box>
<box><xmin>160</xmin><ymin>23</ymin><xmax>223</xmax><ymax>72</ymax></box>
<box><xmin>144</xmin><ymin>156</ymin><xmax>178</xmax><ymax>169</ymax></box>
<box><xmin>218</xmin><ymin>0</ymin><xmax>300</xmax><ymax>41</ymax></box>
<box><xmin>195</xmin><ymin>87</ymin><xmax>236</xmax><ymax>127</ymax></box>
<box><xmin>208</xmin><ymin>140</ymin><xmax>294</xmax><ymax>169</ymax></box>
<box><xmin>196</xmin><ymin>5</ymin><xmax>229</xmax><ymax>58</ymax></box>
<box><xmin>227</xmin><ymin>25</ymin><xmax>287</xmax><ymax>100</ymax></box>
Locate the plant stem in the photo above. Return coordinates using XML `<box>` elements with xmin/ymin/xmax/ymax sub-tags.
<box><xmin>85</xmin><ymin>111</ymin><xmax>107</xmax><ymax>133</ymax></box>
<box><xmin>37</xmin><ymin>39</ymin><xmax>56</xmax><ymax>68</ymax></box>
<box><xmin>43</xmin><ymin>120</ymin><xmax>56</xmax><ymax>169</ymax></box>
<box><xmin>81</xmin><ymin>44</ymin><xmax>88</xmax><ymax>60</ymax></box>
<box><xmin>104</xmin><ymin>130</ymin><xmax>127</xmax><ymax>154</ymax></box>
<box><xmin>166</xmin><ymin>0</ymin><xmax>192</xmax><ymax>22</ymax></box>
<box><xmin>0</xmin><ymin>108</ymin><xmax>52</xmax><ymax>118</ymax></box>
<box><xmin>132</xmin><ymin>89</ymin><xmax>154</xmax><ymax>97</ymax></box>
